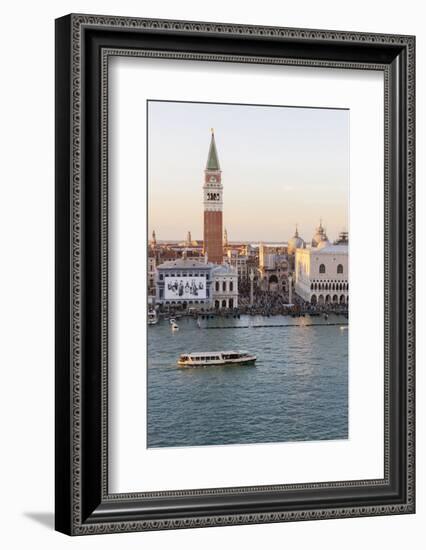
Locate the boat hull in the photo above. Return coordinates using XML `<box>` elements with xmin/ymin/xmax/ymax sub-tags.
<box><xmin>178</xmin><ymin>357</ymin><xmax>256</xmax><ymax>368</ymax></box>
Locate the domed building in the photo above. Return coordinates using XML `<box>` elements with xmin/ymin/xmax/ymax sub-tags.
<box><xmin>311</xmin><ymin>220</ymin><xmax>328</xmax><ymax>247</ymax></box>
<box><xmin>316</xmin><ymin>235</ymin><xmax>330</xmax><ymax>249</ymax></box>
<box><xmin>287</xmin><ymin>225</ymin><xmax>306</xmax><ymax>255</ymax></box>
<box><xmin>294</xmin><ymin>235</ymin><xmax>349</xmax><ymax>306</ymax></box>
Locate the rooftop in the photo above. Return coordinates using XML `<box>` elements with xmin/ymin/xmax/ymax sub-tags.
<box><xmin>311</xmin><ymin>244</ymin><xmax>348</xmax><ymax>254</ymax></box>
<box><xmin>212</xmin><ymin>264</ymin><xmax>238</xmax><ymax>275</ymax></box>
<box><xmin>157</xmin><ymin>258</ymin><xmax>214</xmax><ymax>269</ymax></box>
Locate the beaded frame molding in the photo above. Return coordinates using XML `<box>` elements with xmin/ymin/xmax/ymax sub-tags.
<box><xmin>55</xmin><ymin>14</ymin><xmax>415</xmax><ymax>535</ymax></box>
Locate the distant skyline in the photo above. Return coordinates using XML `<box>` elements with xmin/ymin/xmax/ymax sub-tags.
<box><xmin>148</xmin><ymin>100</ymin><xmax>349</xmax><ymax>242</ymax></box>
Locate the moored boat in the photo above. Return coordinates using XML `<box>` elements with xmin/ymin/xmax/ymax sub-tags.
<box><xmin>148</xmin><ymin>309</ymin><xmax>158</xmax><ymax>325</ymax></box>
<box><xmin>177</xmin><ymin>350</ymin><xmax>256</xmax><ymax>368</ymax></box>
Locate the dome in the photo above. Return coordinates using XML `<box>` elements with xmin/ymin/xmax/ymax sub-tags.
<box><xmin>311</xmin><ymin>220</ymin><xmax>328</xmax><ymax>247</ymax></box>
<box><xmin>316</xmin><ymin>238</ymin><xmax>330</xmax><ymax>250</ymax></box>
<box><xmin>287</xmin><ymin>226</ymin><xmax>305</xmax><ymax>254</ymax></box>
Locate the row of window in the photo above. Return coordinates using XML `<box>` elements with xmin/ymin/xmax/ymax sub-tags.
<box><xmin>164</xmin><ymin>300</ymin><xmax>206</xmax><ymax>305</ymax></box>
<box><xmin>159</xmin><ymin>290</ymin><xmax>210</xmax><ymax>299</ymax></box>
<box><xmin>311</xmin><ymin>279</ymin><xmax>347</xmax><ymax>283</ymax></box>
<box><xmin>214</xmin><ymin>299</ymin><xmax>234</xmax><ymax>308</ymax></box>
<box><xmin>207</xmin><ymin>192</ymin><xmax>220</xmax><ymax>201</ymax></box>
<box><xmin>311</xmin><ymin>282</ymin><xmax>348</xmax><ymax>291</ymax></box>
<box><xmin>215</xmin><ymin>280</ymin><xmax>234</xmax><ymax>292</ymax></box>
<box><xmin>319</xmin><ymin>263</ymin><xmax>344</xmax><ymax>274</ymax></box>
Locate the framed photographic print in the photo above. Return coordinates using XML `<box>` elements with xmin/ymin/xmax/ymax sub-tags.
<box><xmin>55</xmin><ymin>14</ymin><xmax>415</xmax><ymax>535</ymax></box>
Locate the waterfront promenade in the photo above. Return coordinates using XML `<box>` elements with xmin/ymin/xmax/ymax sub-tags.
<box><xmin>154</xmin><ymin>290</ymin><xmax>348</xmax><ymax>320</ymax></box>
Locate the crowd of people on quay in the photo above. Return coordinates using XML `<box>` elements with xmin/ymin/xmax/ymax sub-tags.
<box><xmin>156</xmin><ymin>285</ymin><xmax>348</xmax><ymax>320</ymax></box>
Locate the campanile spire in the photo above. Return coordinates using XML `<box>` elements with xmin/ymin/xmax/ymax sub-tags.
<box><xmin>206</xmin><ymin>128</ymin><xmax>220</xmax><ymax>171</ymax></box>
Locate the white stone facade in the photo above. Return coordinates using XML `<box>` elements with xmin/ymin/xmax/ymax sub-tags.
<box><xmin>212</xmin><ymin>264</ymin><xmax>238</xmax><ymax>309</ymax></box>
<box><xmin>155</xmin><ymin>258</ymin><xmax>214</xmax><ymax>309</ymax></box>
<box><xmin>295</xmin><ymin>244</ymin><xmax>349</xmax><ymax>305</ymax></box>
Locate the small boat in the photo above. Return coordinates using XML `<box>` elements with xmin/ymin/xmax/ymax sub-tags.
<box><xmin>171</xmin><ymin>321</ymin><xmax>179</xmax><ymax>331</ymax></box>
<box><xmin>148</xmin><ymin>309</ymin><xmax>158</xmax><ymax>325</ymax></box>
<box><xmin>177</xmin><ymin>350</ymin><xmax>257</xmax><ymax>368</ymax></box>
<box><xmin>169</xmin><ymin>318</ymin><xmax>176</xmax><ymax>325</ymax></box>
<box><xmin>340</xmin><ymin>325</ymin><xmax>349</xmax><ymax>331</ymax></box>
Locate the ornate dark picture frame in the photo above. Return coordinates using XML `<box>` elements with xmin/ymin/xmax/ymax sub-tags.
<box><xmin>55</xmin><ymin>14</ymin><xmax>415</xmax><ymax>535</ymax></box>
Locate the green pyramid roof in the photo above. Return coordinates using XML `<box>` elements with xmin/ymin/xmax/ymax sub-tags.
<box><xmin>206</xmin><ymin>131</ymin><xmax>220</xmax><ymax>171</ymax></box>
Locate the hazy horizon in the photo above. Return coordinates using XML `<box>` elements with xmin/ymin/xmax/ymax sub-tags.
<box><xmin>148</xmin><ymin>100</ymin><xmax>349</xmax><ymax>243</ymax></box>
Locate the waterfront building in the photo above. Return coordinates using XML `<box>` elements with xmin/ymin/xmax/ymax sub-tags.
<box><xmin>225</xmin><ymin>249</ymin><xmax>248</xmax><ymax>280</ymax></box>
<box><xmin>295</xmin><ymin>241</ymin><xmax>349</xmax><ymax>305</ymax></box>
<box><xmin>212</xmin><ymin>264</ymin><xmax>238</xmax><ymax>309</ymax></box>
<box><xmin>203</xmin><ymin>130</ymin><xmax>223</xmax><ymax>264</ymax></box>
<box><xmin>155</xmin><ymin>257</ymin><xmax>214</xmax><ymax>310</ymax></box>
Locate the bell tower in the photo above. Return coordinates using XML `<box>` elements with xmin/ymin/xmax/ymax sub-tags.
<box><xmin>203</xmin><ymin>129</ymin><xmax>223</xmax><ymax>264</ymax></box>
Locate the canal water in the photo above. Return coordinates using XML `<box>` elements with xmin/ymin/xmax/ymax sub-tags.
<box><xmin>147</xmin><ymin>314</ymin><xmax>348</xmax><ymax>448</ymax></box>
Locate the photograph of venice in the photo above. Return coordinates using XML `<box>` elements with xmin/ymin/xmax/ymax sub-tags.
<box><xmin>147</xmin><ymin>100</ymin><xmax>349</xmax><ymax>448</ymax></box>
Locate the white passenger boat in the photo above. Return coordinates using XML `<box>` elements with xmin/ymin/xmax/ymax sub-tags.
<box><xmin>171</xmin><ymin>322</ymin><xmax>179</xmax><ymax>332</ymax></box>
<box><xmin>148</xmin><ymin>309</ymin><xmax>158</xmax><ymax>325</ymax></box>
<box><xmin>177</xmin><ymin>350</ymin><xmax>256</xmax><ymax>368</ymax></box>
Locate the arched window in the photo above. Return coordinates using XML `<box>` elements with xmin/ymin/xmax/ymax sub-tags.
<box><xmin>337</xmin><ymin>264</ymin><xmax>343</xmax><ymax>274</ymax></box>
<box><xmin>230</xmin><ymin>281</ymin><xmax>233</xmax><ymax>292</ymax></box>
<box><xmin>215</xmin><ymin>281</ymin><xmax>219</xmax><ymax>291</ymax></box>
<box><xmin>319</xmin><ymin>264</ymin><xmax>326</xmax><ymax>274</ymax></box>
<box><xmin>222</xmin><ymin>281</ymin><xmax>227</xmax><ymax>292</ymax></box>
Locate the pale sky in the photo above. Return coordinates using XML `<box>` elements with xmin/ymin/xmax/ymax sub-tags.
<box><xmin>148</xmin><ymin>100</ymin><xmax>349</xmax><ymax>243</ymax></box>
